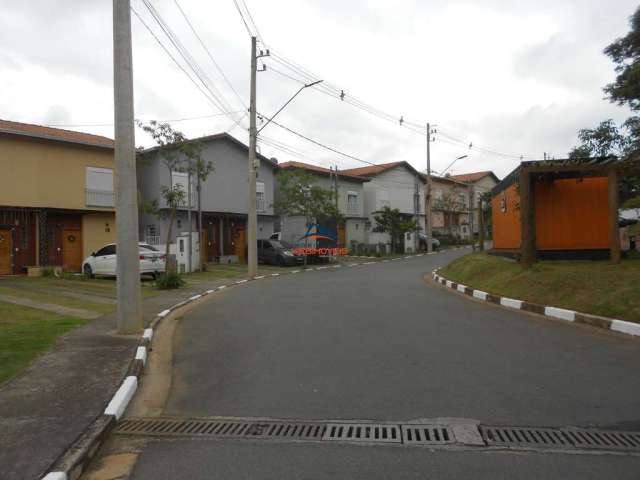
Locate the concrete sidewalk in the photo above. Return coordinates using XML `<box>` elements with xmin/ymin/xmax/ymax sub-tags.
<box><xmin>0</xmin><ymin>278</ymin><xmax>233</xmax><ymax>480</ymax></box>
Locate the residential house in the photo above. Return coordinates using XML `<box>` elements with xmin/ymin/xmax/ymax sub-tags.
<box><xmin>342</xmin><ymin>162</ymin><xmax>425</xmax><ymax>253</ymax></box>
<box><xmin>137</xmin><ymin>133</ymin><xmax>277</xmax><ymax>266</ymax></box>
<box><xmin>0</xmin><ymin>119</ymin><xmax>116</xmax><ymax>274</ymax></box>
<box><xmin>449</xmin><ymin>170</ymin><xmax>500</xmax><ymax>238</ymax></box>
<box><xmin>429</xmin><ymin>175</ymin><xmax>472</xmax><ymax>240</ymax></box>
<box><xmin>276</xmin><ymin>161</ymin><xmax>370</xmax><ymax>248</ymax></box>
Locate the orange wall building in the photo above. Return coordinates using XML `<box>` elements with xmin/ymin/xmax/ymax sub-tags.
<box><xmin>492</xmin><ymin>164</ymin><xmax>612</xmax><ymax>257</ymax></box>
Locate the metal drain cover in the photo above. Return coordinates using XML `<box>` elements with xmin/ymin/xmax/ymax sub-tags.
<box><xmin>401</xmin><ymin>425</ymin><xmax>454</xmax><ymax>445</ymax></box>
<box><xmin>322</xmin><ymin>423</ymin><xmax>401</xmax><ymax>443</ymax></box>
<box><xmin>481</xmin><ymin>426</ymin><xmax>640</xmax><ymax>452</ymax></box>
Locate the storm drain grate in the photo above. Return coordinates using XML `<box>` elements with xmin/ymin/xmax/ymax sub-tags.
<box><xmin>481</xmin><ymin>426</ymin><xmax>640</xmax><ymax>451</ymax></box>
<box><xmin>401</xmin><ymin>425</ymin><xmax>454</xmax><ymax>445</ymax></box>
<box><xmin>564</xmin><ymin>429</ymin><xmax>640</xmax><ymax>450</ymax></box>
<box><xmin>322</xmin><ymin>423</ymin><xmax>401</xmax><ymax>443</ymax></box>
<box><xmin>481</xmin><ymin>426</ymin><xmax>571</xmax><ymax>448</ymax></box>
<box><xmin>116</xmin><ymin>418</ymin><xmax>325</xmax><ymax>441</ymax></box>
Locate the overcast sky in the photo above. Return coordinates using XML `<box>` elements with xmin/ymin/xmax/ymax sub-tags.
<box><xmin>1</xmin><ymin>0</ymin><xmax>637</xmax><ymax>178</ymax></box>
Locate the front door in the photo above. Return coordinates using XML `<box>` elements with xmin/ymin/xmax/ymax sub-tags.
<box><xmin>62</xmin><ymin>229</ymin><xmax>83</xmax><ymax>272</ymax></box>
<box><xmin>234</xmin><ymin>227</ymin><xmax>246</xmax><ymax>263</ymax></box>
<box><xmin>0</xmin><ymin>228</ymin><xmax>12</xmax><ymax>275</ymax></box>
<box><xmin>338</xmin><ymin>223</ymin><xmax>346</xmax><ymax>247</ymax></box>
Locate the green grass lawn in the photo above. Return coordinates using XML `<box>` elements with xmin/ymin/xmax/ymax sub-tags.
<box><xmin>438</xmin><ymin>253</ymin><xmax>640</xmax><ymax>323</ymax></box>
<box><xmin>0</xmin><ymin>302</ymin><xmax>86</xmax><ymax>385</ymax></box>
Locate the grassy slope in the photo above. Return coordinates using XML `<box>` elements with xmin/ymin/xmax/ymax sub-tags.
<box><xmin>0</xmin><ymin>302</ymin><xmax>85</xmax><ymax>385</ymax></box>
<box><xmin>438</xmin><ymin>253</ymin><xmax>640</xmax><ymax>323</ymax></box>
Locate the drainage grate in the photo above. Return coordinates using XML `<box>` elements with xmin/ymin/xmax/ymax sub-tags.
<box><xmin>564</xmin><ymin>429</ymin><xmax>640</xmax><ymax>451</ymax></box>
<box><xmin>322</xmin><ymin>423</ymin><xmax>401</xmax><ymax>443</ymax></box>
<box><xmin>481</xmin><ymin>426</ymin><xmax>640</xmax><ymax>451</ymax></box>
<box><xmin>481</xmin><ymin>426</ymin><xmax>571</xmax><ymax>448</ymax></box>
<box><xmin>116</xmin><ymin>418</ymin><xmax>325</xmax><ymax>441</ymax></box>
<box><xmin>401</xmin><ymin>425</ymin><xmax>454</xmax><ymax>445</ymax></box>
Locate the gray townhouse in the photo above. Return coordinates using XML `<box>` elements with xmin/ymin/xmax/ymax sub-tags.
<box><xmin>276</xmin><ymin>161</ymin><xmax>370</xmax><ymax>249</ymax></box>
<box><xmin>342</xmin><ymin>161</ymin><xmax>426</xmax><ymax>253</ymax></box>
<box><xmin>137</xmin><ymin>132</ymin><xmax>277</xmax><ymax>264</ymax></box>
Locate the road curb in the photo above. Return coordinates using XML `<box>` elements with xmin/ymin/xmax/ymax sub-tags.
<box><xmin>39</xmin><ymin>249</ymin><xmax>472</xmax><ymax>479</ymax></box>
<box><xmin>432</xmin><ymin>269</ymin><xmax>640</xmax><ymax>339</ymax></box>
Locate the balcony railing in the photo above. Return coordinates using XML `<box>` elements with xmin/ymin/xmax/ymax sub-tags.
<box><xmin>256</xmin><ymin>196</ymin><xmax>266</xmax><ymax>213</ymax></box>
<box><xmin>346</xmin><ymin>203</ymin><xmax>360</xmax><ymax>215</ymax></box>
<box><xmin>146</xmin><ymin>235</ymin><xmax>161</xmax><ymax>246</ymax></box>
<box><xmin>86</xmin><ymin>188</ymin><xmax>114</xmax><ymax>208</ymax></box>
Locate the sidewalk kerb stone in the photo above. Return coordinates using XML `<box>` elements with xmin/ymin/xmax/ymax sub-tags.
<box><xmin>103</xmin><ymin>376</ymin><xmax>137</xmax><ymax>420</ymax></box>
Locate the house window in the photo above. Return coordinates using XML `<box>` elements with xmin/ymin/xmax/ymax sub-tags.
<box><xmin>86</xmin><ymin>167</ymin><xmax>114</xmax><ymax>207</ymax></box>
<box><xmin>434</xmin><ymin>189</ymin><xmax>443</xmax><ymax>201</ymax></box>
<box><xmin>347</xmin><ymin>191</ymin><xmax>359</xmax><ymax>214</ymax></box>
<box><xmin>256</xmin><ymin>181</ymin><xmax>266</xmax><ymax>213</ymax></box>
<box><xmin>145</xmin><ymin>225</ymin><xmax>159</xmax><ymax>245</ymax></box>
<box><xmin>377</xmin><ymin>189</ymin><xmax>390</xmax><ymax>209</ymax></box>
<box><xmin>171</xmin><ymin>171</ymin><xmax>195</xmax><ymax>207</ymax></box>
<box><xmin>458</xmin><ymin>193</ymin><xmax>466</xmax><ymax>209</ymax></box>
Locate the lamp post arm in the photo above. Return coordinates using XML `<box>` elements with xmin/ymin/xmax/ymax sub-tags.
<box><xmin>257</xmin><ymin>80</ymin><xmax>323</xmax><ymax>134</ymax></box>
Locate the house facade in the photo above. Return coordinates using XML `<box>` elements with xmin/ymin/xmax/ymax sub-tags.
<box><xmin>276</xmin><ymin>161</ymin><xmax>370</xmax><ymax>248</ymax></box>
<box><xmin>430</xmin><ymin>175</ymin><xmax>472</xmax><ymax>240</ymax></box>
<box><xmin>137</xmin><ymin>133</ymin><xmax>277</xmax><ymax>265</ymax></box>
<box><xmin>450</xmin><ymin>170</ymin><xmax>499</xmax><ymax>237</ymax></box>
<box><xmin>0</xmin><ymin>120</ymin><xmax>116</xmax><ymax>274</ymax></box>
<box><xmin>342</xmin><ymin>162</ymin><xmax>425</xmax><ymax>253</ymax></box>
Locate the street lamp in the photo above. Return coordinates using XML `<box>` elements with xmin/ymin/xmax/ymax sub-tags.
<box><xmin>257</xmin><ymin>79</ymin><xmax>323</xmax><ymax>134</ymax></box>
<box><xmin>441</xmin><ymin>154</ymin><xmax>468</xmax><ymax>176</ymax></box>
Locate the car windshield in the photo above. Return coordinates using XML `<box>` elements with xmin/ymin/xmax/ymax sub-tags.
<box><xmin>269</xmin><ymin>240</ymin><xmax>286</xmax><ymax>249</ymax></box>
<box><xmin>140</xmin><ymin>245</ymin><xmax>159</xmax><ymax>252</ymax></box>
<box><xmin>279</xmin><ymin>241</ymin><xmax>294</xmax><ymax>249</ymax></box>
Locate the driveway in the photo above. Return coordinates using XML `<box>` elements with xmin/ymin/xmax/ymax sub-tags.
<box><xmin>122</xmin><ymin>249</ymin><xmax>640</xmax><ymax>479</ymax></box>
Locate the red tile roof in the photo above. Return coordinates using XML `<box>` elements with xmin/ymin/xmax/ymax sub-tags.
<box><xmin>279</xmin><ymin>161</ymin><xmax>370</xmax><ymax>181</ymax></box>
<box><xmin>0</xmin><ymin>119</ymin><xmax>114</xmax><ymax>149</ymax></box>
<box><xmin>341</xmin><ymin>161</ymin><xmax>407</xmax><ymax>177</ymax></box>
<box><xmin>449</xmin><ymin>171</ymin><xmax>498</xmax><ymax>183</ymax></box>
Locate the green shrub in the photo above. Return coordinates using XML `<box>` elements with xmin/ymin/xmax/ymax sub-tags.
<box><xmin>155</xmin><ymin>271</ymin><xmax>185</xmax><ymax>289</ymax></box>
<box><xmin>41</xmin><ymin>267</ymin><xmax>57</xmax><ymax>278</ymax></box>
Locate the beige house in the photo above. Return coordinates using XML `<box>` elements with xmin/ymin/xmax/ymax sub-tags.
<box><xmin>449</xmin><ymin>171</ymin><xmax>500</xmax><ymax>237</ymax></box>
<box><xmin>0</xmin><ymin>119</ymin><xmax>116</xmax><ymax>274</ymax></box>
<box><xmin>430</xmin><ymin>175</ymin><xmax>472</xmax><ymax>240</ymax></box>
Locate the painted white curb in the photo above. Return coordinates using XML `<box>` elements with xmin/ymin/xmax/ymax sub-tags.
<box><xmin>104</xmin><ymin>376</ymin><xmax>138</xmax><ymax>420</ymax></box>
<box><xmin>500</xmin><ymin>297</ymin><xmax>522</xmax><ymax>309</ymax></box>
<box><xmin>544</xmin><ymin>306</ymin><xmax>575</xmax><ymax>322</ymax></box>
<box><xmin>473</xmin><ymin>290</ymin><xmax>488</xmax><ymax>301</ymax></box>
<box><xmin>157</xmin><ymin>309</ymin><xmax>171</xmax><ymax>318</ymax></box>
<box><xmin>610</xmin><ymin>319</ymin><xmax>640</xmax><ymax>336</ymax></box>
<box><xmin>42</xmin><ymin>473</ymin><xmax>67</xmax><ymax>480</ymax></box>
<box><xmin>456</xmin><ymin>284</ymin><xmax>467</xmax><ymax>293</ymax></box>
<box><xmin>189</xmin><ymin>294</ymin><xmax>202</xmax><ymax>301</ymax></box>
<box><xmin>142</xmin><ymin>328</ymin><xmax>153</xmax><ymax>341</ymax></box>
<box><xmin>445</xmin><ymin>280</ymin><xmax>453</xmax><ymax>288</ymax></box>
<box><xmin>135</xmin><ymin>346</ymin><xmax>147</xmax><ymax>365</ymax></box>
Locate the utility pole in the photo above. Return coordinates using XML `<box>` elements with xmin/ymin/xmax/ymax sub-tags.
<box><xmin>424</xmin><ymin>123</ymin><xmax>433</xmax><ymax>253</ymax></box>
<box><xmin>478</xmin><ymin>197</ymin><xmax>485</xmax><ymax>251</ymax></box>
<box><xmin>468</xmin><ymin>184</ymin><xmax>475</xmax><ymax>244</ymax></box>
<box><xmin>187</xmin><ymin>167</ymin><xmax>192</xmax><ymax>273</ymax></box>
<box><xmin>113</xmin><ymin>0</ymin><xmax>142</xmax><ymax>334</ymax></box>
<box><xmin>197</xmin><ymin>163</ymin><xmax>202</xmax><ymax>270</ymax></box>
<box><xmin>247</xmin><ymin>36</ymin><xmax>258</xmax><ymax>278</ymax></box>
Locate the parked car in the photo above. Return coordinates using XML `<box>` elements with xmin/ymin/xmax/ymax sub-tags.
<box><xmin>419</xmin><ymin>234</ymin><xmax>440</xmax><ymax>251</ymax></box>
<box><xmin>82</xmin><ymin>243</ymin><xmax>166</xmax><ymax>279</ymax></box>
<box><xmin>258</xmin><ymin>239</ymin><xmax>304</xmax><ymax>266</ymax></box>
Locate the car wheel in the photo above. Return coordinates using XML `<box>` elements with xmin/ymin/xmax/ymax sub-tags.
<box><xmin>83</xmin><ymin>264</ymin><xmax>94</xmax><ymax>279</ymax></box>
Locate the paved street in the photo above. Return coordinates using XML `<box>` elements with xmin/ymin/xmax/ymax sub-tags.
<box><xmin>128</xmin><ymin>249</ymin><xmax>640</xmax><ymax>479</ymax></box>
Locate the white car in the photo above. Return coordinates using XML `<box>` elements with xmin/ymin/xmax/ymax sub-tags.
<box><xmin>82</xmin><ymin>243</ymin><xmax>166</xmax><ymax>279</ymax></box>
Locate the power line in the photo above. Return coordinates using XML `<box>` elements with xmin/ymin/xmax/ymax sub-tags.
<box><xmin>232</xmin><ymin>0</ymin><xmax>254</xmax><ymax>38</ymax></box>
<box><xmin>173</xmin><ymin>0</ymin><xmax>248</xmax><ymax>110</ymax></box>
<box><xmin>44</xmin><ymin>111</ymin><xmax>245</xmax><ymax>128</ymax></box>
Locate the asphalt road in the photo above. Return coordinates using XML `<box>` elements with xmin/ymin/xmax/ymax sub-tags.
<box><xmin>130</xmin><ymin>249</ymin><xmax>640</xmax><ymax>479</ymax></box>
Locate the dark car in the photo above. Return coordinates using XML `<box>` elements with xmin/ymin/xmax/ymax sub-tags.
<box><xmin>257</xmin><ymin>239</ymin><xmax>304</xmax><ymax>266</ymax></box>
<box><xmin>419</xmin><ymin>233</ymin><xmax>440</xmax><ymax>251</ymax></box>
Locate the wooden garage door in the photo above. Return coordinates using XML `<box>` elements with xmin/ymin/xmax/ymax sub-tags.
<box><xmin>0</xmin><ymin>228</ymin><xmax>12</xmax><ymax>275</ymax></box>
<box><xmin>62</xmin><ymin>229</ymin><xmax>83</xmax><ymax>272</ymax></box>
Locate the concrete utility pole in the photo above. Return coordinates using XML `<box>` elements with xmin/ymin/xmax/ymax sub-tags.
<box><xmin>425</xmin><ymin>123</ymin><xmax>433</xmax><ymax>253</ymax></box>
<box><xmin>113</xmin><ymin>0</ymin><xmax>142</xmax><ymax>333</ymax></box>
<box><xmin>187</xmin><ymin>167</ymin><xmax>192</xmax><ymax>273</ymax></box>
<box><xmin>468</xmin><ymin>184</ymin><xmax>475</xmax><ymax>243</ymax></box>
<box><xmin>197</xmin><ymin>164</ymin><xmax>202</xmax><ymax>270</ymax></box>
<box><xmin>247</xmin><ymin>36</ymin><xmax>258</xmax><ymax>278</ymax></box>
<box><xmin>478</xmin><ymin>197</ymin><xmax>485</xmax><ymax>251</ymax></box>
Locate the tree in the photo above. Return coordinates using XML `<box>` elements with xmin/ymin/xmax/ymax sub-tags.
<box><xmin>137</xmin><ymin>121</ymin><xmax>212</xmax><ymax>273</ymax></box>
<box><xmin>568</xmin><ymin>7</ymin><xmax>640</xmax><ymax>203</ymax></box>
<box><xmin>372</xmin><ymin>206</ymin><xmax>420</xmax><ymax>254</ymax></box>
<box><xmin>275</xmin><ymin>169</ymin><xmax>341</xmax><ymax>229</ymax></box>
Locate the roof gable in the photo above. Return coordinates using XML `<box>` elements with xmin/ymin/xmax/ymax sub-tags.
<box><xmin>342</xmin><ymin>161</ymin><xmax>423</xmax><ymax>180</ymax></box>
<box><xmin>279</xmin><ymin>161</ymin><xmax>370</xmax><ymax>182</ymax></box>
<box><xmin>449</xmin><ymin>171</ymin><xmax>500</xmax><ymax>184</ymax></box>
<box><xmin>0</xmin><ymin>119</ymin><xmax>114</xmax><ymax>149</ymax></box>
